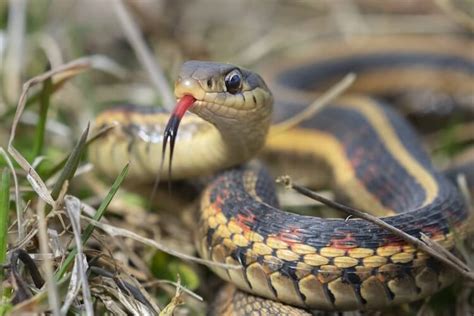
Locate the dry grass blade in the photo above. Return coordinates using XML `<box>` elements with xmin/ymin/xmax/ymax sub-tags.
<box><xmin>64</xmin><ymin>196</ymin><xmax>93</xmax><ymax>315</ymax></box>
<box><xmin>112</xmin><ymin>0</ymin><xmax>175</xmax><ymax>110</ymax></box>
<box><xmin>145</xmin><ymin>280</ymin><xmax>203</xmax><ymax>302</ymax></box>
<box><xmin>98</xmin><ymin>281</ymin><xmax>154</xmax><ymax>315</ymax></box>
<box><xmin>125</xmin><ymin>276</ymin><xmax>161</xmax><ymax>313</ymax></box>
<box><xmin>159</xmin><ymin>277</ymin><xmax>183</xmax><ymax>316</ymax></box>
<box><xmin>93</xmin><ymin>290</ymin><xmax>128</xmax><ymax>316</ymax></box>
<box><xmin>3</xmin><ymin>0</ymin><xmax>26</xmax><ymax>103</ymax></box>
<box><xmin>88</xmin><ymin>266</ymin><xmax>157</xmax><ymax>312</ymax></box>
<box><xmin>61</xmin><ymin>256</ymin><xmax>84</xmax><ymax>314</ymax></box>
<box><xmin>9</xmin><ymin>291</ymin><xmax>50</xmax><ymax>314</ymax></box>
<box><xmin>276</xmin><ymin>175</ymin><xmax>474</xmax><ymax>281</ymax></box>
<box><xmin>269</xmin><ymin>73</ymin><xmax>356</xmax><ymax>135</ymax></box>
<box><xmin>36</xmin><ymin>200</ymin><xmax>61</xmax><ymax>316</ymax></box>
<box><xmin>37</xmin><ymin>33</ymin><xmax>64</xmax><ymax>68</ymax></box>
<box><xmin>8</xmin><ymin>146</ymin><xmax>55</xmax><ymax>207</ymax></box>
<box><xmin>82</xmin><ymin>216</ymin><xmax>241</xmax><ymax>270</ymax></box>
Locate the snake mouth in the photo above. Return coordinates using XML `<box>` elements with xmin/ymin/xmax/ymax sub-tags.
<box><xmin>162</xmin><ymin>94</ymin><xmax>197</xmax><ymax>178</ymax></box>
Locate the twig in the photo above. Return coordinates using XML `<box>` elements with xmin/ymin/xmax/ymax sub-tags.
<box><xmin>160</xmin><ymin>275</ymin><xmax>184</xmax><ymax>316</ymax></box>
<box><xmin>143</xmin><ymin>279</ymin><xmax>203</xmax><ymax>302</ymax></box>
<box><xmin>81</xmin><ymin>216</ymin><xmax>241</xmax><ymax>271</ymax></box>
<box><xmin>269</xmin><ymin>73</ymin><xmax>356</xmax><ymax>136</ymax></box>
<box><xmin>112</xmin><ymin>0</ymin><xmax>175</xmax><ymax>111</ymax></box>
<box><xmin>276</xmin><ymin>175</ymin><xmax>474</xmax><ymax>281</ymax></box>
<box><xmin>420</xmin><ymin>233</ymin><xmax>471</xmax><ymax>271</ymax></box>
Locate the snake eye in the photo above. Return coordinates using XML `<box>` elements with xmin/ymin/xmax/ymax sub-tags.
<box><xmin>225</xmin><ymin>70</ymin><xmax>243</xmax><ymax>94</ymax></box>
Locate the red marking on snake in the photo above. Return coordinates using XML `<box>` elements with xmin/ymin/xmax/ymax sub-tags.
<box><xmin>213</xmin><ymin>187</ymin><xmax>230</xmax><ymax>209</ymax></box>
<box><xmin>329</xmin><ymin>233</ymin><xmax>358</xmax><ymax>250</ymax></box>
<box><xmin>275</xmin><ymin>227</ymin><xmax>303</xmax><ymax>246</ymax></box>
<box><xmin>383</xmin><ymin>236</ymin><xmax>405</xmax><ymax>247</ymax></box>
<box><xmin>422</xmin><ymin>226</ymin><xmax>443</xmax><ymax>238</ymax></box>
<box><xmin>235</xmin><ymin>212</ymin><xmax>256</xmax><ymax>233</ymax></box>
<box><xmin>350</xmin><ymin>148</ymin><xmax>365</xmax><ymax>167</ymax></box>
<box><xmin>212</xmin><ymin>194</ymin><xmax>225</xmax><ymax>213</ymax></box>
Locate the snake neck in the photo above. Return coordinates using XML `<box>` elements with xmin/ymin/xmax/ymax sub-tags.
<box><xmin>157</xmin><ymin>112</ymin><xmax>271</xmax><ymax>180</ymax></box>
<box><xmin>190</xmin><ymin>95</ymin><xmax>274</xmax><ymax>170</ymax></box>
<box><xmin>216</xmin><ymin>113</ymin><xmax>272</xmax><ymax>163</ymax></box>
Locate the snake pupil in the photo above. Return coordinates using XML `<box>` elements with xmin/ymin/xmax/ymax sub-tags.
<box><xmin>225</xmin><ymin>70</ymin><xmax>242</xmax><ymax>94</ymax></box>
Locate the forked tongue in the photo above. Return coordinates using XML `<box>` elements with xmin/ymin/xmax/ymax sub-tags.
<box><xmin>161</xmin><ymin>94</ymin><xmax>196</xmax><ymax>181</ymax></box>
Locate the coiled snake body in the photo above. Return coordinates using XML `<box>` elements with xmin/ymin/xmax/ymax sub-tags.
<box><xmin>89</xmin><ymin>36</ymin><xmax>474</xmax><ymax>314</ymax></box>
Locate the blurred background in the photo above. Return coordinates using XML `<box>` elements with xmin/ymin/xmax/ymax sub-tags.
<box><xmin>0</xmin><ymin>1</ymin><xmax>473</xmax><ymax>315</ymax></box>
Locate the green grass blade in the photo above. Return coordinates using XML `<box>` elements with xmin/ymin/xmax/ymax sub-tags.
<box><xmin>55</xmin><ymin>163</ymin><xmax>129</xmax><ymax>280</ymax></box>
<box><xmin>0</xmin><ymin>169</ymin><xmax>11</xmax><ymax>281</ymax></box>
<box><xmin>42</xmin><ymin>124</ymin><xmax>114</xmax><ymax>181</ymax></box>
<box><xmin>31</xmin><ymin>78</ymin><xmax>52</xmax><ymax>159</ymax></box>
<box><xmin>50</xmin><ymin>123</ymin><xmax>90</xmax><ymax>202</ymax></box>
<box><xmin>0</xmin><ymin>73</ymin><xmax>80</xmax><ymax>123</ymax></box>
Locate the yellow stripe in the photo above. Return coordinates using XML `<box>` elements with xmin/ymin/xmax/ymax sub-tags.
<box><xmin>243</xmin><ymin>170</ymin><xmax>264</xmax><ymax>203</ymax></box>
<box><xmin>95</xmin><ymin>110</ymin><xmax>167</xmax><ymax>126</ymax></box>
<box><xmin>322</xmin><ymin>68</ymin><xmax>474</xmax><ymax>95</ymax></box>
<box><xmin>265</xmin><ymin>128</ymin><xmax>395</xmax><ymax>216</ymax></box>
<box><xmin>341</xmin><ymin>97</ymin><xmax>439</xmax><ymax>207</ymax></box>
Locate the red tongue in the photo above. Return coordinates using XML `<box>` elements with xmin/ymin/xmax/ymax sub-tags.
<box><xmin>159</xmin><ymin>94</ymin><xmax>196</xmax><ymax>186</ymax></box>
<box><xmin>173</xmin><ymin>95</ymin><xmax>196</xmax><ymax>118</ymax></box>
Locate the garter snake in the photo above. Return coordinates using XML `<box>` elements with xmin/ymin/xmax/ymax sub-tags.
<box><xmin>89</xmin><ymin>35</ymin><xmax>474</xmax><ymax>314</ymax></box>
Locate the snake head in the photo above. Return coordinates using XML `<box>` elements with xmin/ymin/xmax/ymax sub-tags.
<box><xmin>163</xmin><ymin>61</ymin><xmax>273</xmax><ymax>179</ymax></box>
<box><xmin>173</xmin><ymin>61</ymin><xmax>272</xmax><ymax>123</ymax></box>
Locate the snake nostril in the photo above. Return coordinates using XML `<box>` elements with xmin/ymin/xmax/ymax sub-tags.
<box><xmin>207</xmin><ymin>79</ymin><xmax>212</xmax><ymax>89</ymax></box>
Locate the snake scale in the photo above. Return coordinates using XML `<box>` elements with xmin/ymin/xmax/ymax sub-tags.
<box><xmin>88</xmin><ymin>36</ymin><xmax>474</xmax><ymax>314</ymax></box>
